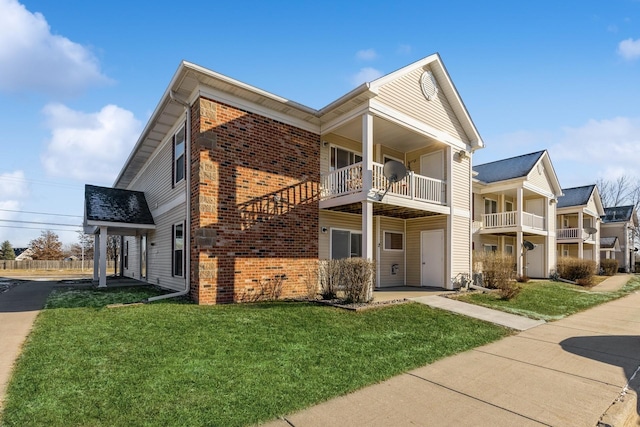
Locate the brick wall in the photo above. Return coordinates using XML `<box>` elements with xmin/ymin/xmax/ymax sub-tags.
<box><xmin>190</xmin><ymin>96</ymin><xmax>320</xmax><ymax>304</ymax></box>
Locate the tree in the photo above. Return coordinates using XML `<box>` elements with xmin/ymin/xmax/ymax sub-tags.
<box><xmin>30</xmin><ymin>230</ymin><xmax>64</xmax><ymax>260</ymax></box>
<box><xmin>0</xmin><ymin>240</ymin><xmax>16</xmax><ymax>260</ymax></box>
<box><xmin>76</xmin><ymin>232</ymin><xmax>94</xmax><ymax>259</ymax></box>
<box><xmin>596</xmin><ymin>177</ymin><xmax>640</xmax><ymax>210</ymax></box>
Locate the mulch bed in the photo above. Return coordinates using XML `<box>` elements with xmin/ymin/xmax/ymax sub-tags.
<box><xmin>313</xmin><ymin>298</ymin><xmax>411</xmax><ymax>312</ymax></box>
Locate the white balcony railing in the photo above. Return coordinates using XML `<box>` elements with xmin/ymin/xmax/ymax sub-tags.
<box><xmin>320</xmin><ymin>161</ymin><xmax>446</xmax><ymax>205</ymax></box>
<box><xmin>481</xmin><ymin>211</ymin><xmax>545</xmax><ymax>231</ymax></box>
<box><xmin>557</xmin><ymin>228</ymin><xmax>591</xmax><ymax>240</ymax></box>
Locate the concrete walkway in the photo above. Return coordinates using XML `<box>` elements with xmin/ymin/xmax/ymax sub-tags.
<box><xmin>264</xmin><ymin>284</ymin><xmax>640</xmax><ymax>427</ymax></box>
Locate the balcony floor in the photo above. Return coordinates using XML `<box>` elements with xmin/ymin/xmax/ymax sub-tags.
<box><xmin>322</xmin><ymin>202</ymin><xmax>443</xmax><ymax>219</ymax></box>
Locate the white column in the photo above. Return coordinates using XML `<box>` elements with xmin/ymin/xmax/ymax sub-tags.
<box><xmin>362</xmin><ymin>113</ymin><xmax>374</xmax><ymax>194</ymax></box>
<box><xmin>99</xmin><ymin>226</ymin><xmax>107</xmax><ymax>288</ymax></box>
<box><xmin>362</xmin><ymin>200</ymin><xmax>373</xmax><ymax>299</ymax></box>
<box><xmin>516</xmin><ymin>232</ymin><xmax>523</xmax><ymax>277</ymax></box>
<box><xmin>578</xmin><ymin>211</ymin><xmax>584</xmax><ymax>259</ymax></box>
<box><xmin>516</xmin><ymin>188</ymin><xmax>523</xmax><ymax>227</ymax></box>
<box><xmin>93</xmin><ymin>232</ymin><xmax>100</xmax><ymax>282</ymax></box>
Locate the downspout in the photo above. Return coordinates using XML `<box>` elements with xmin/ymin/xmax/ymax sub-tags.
<box><xmin>146</xmin><ymin>90</ymin><xmax>192</xmax><ymax>302</ymax></box>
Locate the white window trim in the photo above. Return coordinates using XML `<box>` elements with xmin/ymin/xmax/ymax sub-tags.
<box><xmin>505</xmin><ymin>244</ymin><xmax>514</xmax><ymax>255</ymax></box>
<box><xmin>484</xmin><ymin>198</ymin><xmax>498</xmax><ymax>214</ymax></box>
<box><xmin>173</xmin><ymin>222</ymin><xmax>185</xmax><ymax>277</ymax></box>
<box><xmin>173</xmin><ymin>125</ymin><xmax>186</xmax><ymax>184</ymax></box>
<box><xmin>329</xmin><ymin>144</ymin><xmax>362</xmax><ymax>171</ymax></box>
<box><xmin>329</xmin><ymin>227</ymin><xmax>362</xmax><ymax>259</ymax></box>
<box><xmin>383</xmin><ymin>154</ymin><xmax>404</xmax><ymax>164</ymax></box>
<box><xmin>383</xmin><ymin>230</ymin><xmax>404</xmax><ymax>251</ymax></box>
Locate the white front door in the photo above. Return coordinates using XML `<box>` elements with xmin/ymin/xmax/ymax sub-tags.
<box><xmin>421</xmin><ymin>230</ymin><xmax>444</xmax><ymax>287</ymax></box>
<box><xmin>525</xmin><ymin>198</ymin><xmax>544</xmax><ymax>216</ymax></box>
<box><xmin>420</xmin><ymin>151</ymin><xmax>444</xmax><ymax>180</ymax></box>
<box><xmin>526</xmin><ymin>243</ymin><xmax>545</xmax><ymax>278</ymax></box>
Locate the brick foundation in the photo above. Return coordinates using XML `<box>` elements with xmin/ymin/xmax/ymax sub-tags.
<box><xmin>189</xmin><ymin>97</ymin><xmax>320</xmax><ymax>304</ymax></box>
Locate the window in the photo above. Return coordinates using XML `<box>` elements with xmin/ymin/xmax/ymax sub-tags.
<box><xmin>124</xmin><ymin>240</ymin><xmax>129</xmax><ymax>269</ymax></box>
<box><xmin>331</xmin><ymin>229</ymin><xmax>362</xmax><ymax>259</ymax></box>
<box><xmin>563</xmin><ymin>217</ymin><xmax>570</xmax><ymax>228</ymax></box>
<box><xmin>505</xmin><ymin>201</ymin><xmax>514</xmax><ymax>212</ymax></box>
<box><xmin>173</xmin><ymin>125</ymin><xmax>186</xmax><ymax>185</ymax></box>
<box><xmin>483</xmin><ymin>244</ymin><xmax>498</xmax><ymax>252</ymax></box>
<box><xmin>172</xmin><ymin>223</ymin><xmax>184</xmax><ymax>277</ymax></box>
<box><xmin>505</xmin><ymin>244</ymin><xmax>514</xmax><ymax>255</ymax></box>
<box><xmin>384</xmin><ymin>231</ymin><xmax>404</xmax><ymax>251</ymax></box>
<box><xmin>330</xmin><ymin>146</ymin><xmax>362</xmax><ymax>171</ymax></box>
<box><xmin>484</xmin><ymin>199</ymin><xmax>497</xmax><ymax>214</ymax></box>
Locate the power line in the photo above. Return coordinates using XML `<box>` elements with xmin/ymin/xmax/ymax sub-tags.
<box><xmin>0</xmin><ymin>208</ymin><xmax>83</xmax><ymax>218</ymax></box>
<box><xmin>0</xmin><ymin>175</ymin><xmax>85</xmax><ymax>190</ymax></box>
<box><xmin>0</xmin><ymin>219</ymin><xmax>80</xmax><ymax>227</ymax></box>
<box><xmin>0</xmin><ymin>225</ymin><xmax>81</xmax><ymax>233</ymax></box>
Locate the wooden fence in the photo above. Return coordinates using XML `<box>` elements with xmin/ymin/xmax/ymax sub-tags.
<box><xmin>1</xmin><ymin>260</ymin><xmax>116</xmax><ymax>270</ymax></box>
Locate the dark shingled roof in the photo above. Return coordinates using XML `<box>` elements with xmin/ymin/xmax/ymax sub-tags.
<box><xmin>473</xmin><ymin>151</ymin><xmax>545</xmax><ymax>183</ymax></box>
<box><xmin>600</xmin><ymin>236</ymin><xmax>618</xmax><ymax>249</ymax></box>
<box><xmin>601</xmin><ymin>205</ymin><xmax>635</xmax><ymax>223</ymax></box>
<box><xmin>85</xmin><ymin>185</ymin><xmax>154</xmax><ymax>225</ymax></box>
<box><xmin>557</xmin><ymin>185</ymin><xmax>594</xmax><ymax>208</ymax></box>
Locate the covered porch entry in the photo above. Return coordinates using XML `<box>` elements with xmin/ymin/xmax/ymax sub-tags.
<box><xmin>83</xmin><ymin>185</ymin><xmax>155</xmax><ymax>287</ymax></box>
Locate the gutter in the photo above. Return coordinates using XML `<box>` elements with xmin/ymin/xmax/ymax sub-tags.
<box><xmin>145</xmin><ymin>90</ymin><xmax>192</xmax><ymax>302</ymax></box>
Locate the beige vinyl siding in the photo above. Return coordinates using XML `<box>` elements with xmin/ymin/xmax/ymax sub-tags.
<box><xmin>452</xmin><ymin>214</ymin><xmax>470</xmax><ymax>276</ymax></box>
<box><xmin>527</xmin><ymin>163</ymin><xmax>553</xmax><ymax>194</ymax></box>
<box><xmin>378</xmin><ymin>217</ymin><xmax>405</xmax><ymax>287</ymax></box>
<box><xmin>377</xmin><ymin>66</ymin><xmax>470</xmax><ymax>144</ymax></box>
<box><xmin>601</xmin><ymin>223</ymin><xmax>628</xmax><ymax>268</ymax></box>
<box><xmin>585</xmin><ymin>195</ymin><xmax>600</xmax><ymax>217</ymax></box>
<box><xmin>405</xmin><ymin>215</ymin><xmax>447</xmax><ymax>286</ymax></box>
<box><xmin>452</xmin><ymin>152</ymin><xmax>470</xmax><ymax>211</ymax></box>
<box><xmin>378</xmin><ymin>145</ymin><xmax>405</xmax><ymax>164</ymax></box>
<box><xmin>126</xmin><ymin>122</ymin><xmax>188</xmax><ymax>290</ymax></box>
<box><xmin>319</xmin><ymin>210</ymin><xmax>366</xmax><ymax>259</ymax></box>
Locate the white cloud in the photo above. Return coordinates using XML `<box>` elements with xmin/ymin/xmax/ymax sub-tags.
<box><xmin>356</xmin><ymin>48</ymin><xmax>378</xmax><ymax>61</ymax></box>
<box><xmin>0</xmin><ymin>171</ymin><xmax>29</xmax><ymax>245</ymax></box>
<box><xmin>350</xmin><ymin>67</ymin><xmax>383</xmax><ymax>86</ymax></box>
<box><xmin>550</xmin><ymin>116</ymin><xmax>640</xmax><ymax>185</ymax></box>
<box><xmin>0</xmin><ymin>0</ymin><xmax>110</xmax><ymax>95</ymax></box>
<box><xmin>617</xmin><ymin>38</ymin><xmax>640</xmax><ymax>60</ymax></box>
<box><xmin>41</xmin><ymin>104</ymin><xmax>142</xmax><ymax>184</ymax></box>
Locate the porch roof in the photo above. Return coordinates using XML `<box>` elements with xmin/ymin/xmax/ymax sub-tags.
<box><xmin>600</xmin><ymin>236</ymin><xmax>620</xmax><ymax>251</ymax></box>
<box><xmin>473</xmin><ymin>151</ymin><xmax>544</xmax><ymax>183</ymax></box>
<box><xmin>557</xmin><ymin>185</ymin><xmax>595</xmax><ymax>208</ymax></box>
<box><xmin>84</xmin><ymin>184</ymin><xmax>155</xmax><ymax>234</ymax></box>
<box><xmin>601</xmin><ymin>205</ymin><xmax>636</xmax><ymax>224</ymax></box>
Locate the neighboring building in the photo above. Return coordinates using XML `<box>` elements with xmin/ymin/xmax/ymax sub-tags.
<box><xmin>600</xmin><ymin>236</ymin><xmax>621</xmax><ymax>261</ymax></box>
<box><xmin>13</xmin><ymin>248</ymin><xmax>34</xmax><ymax>261</ymax></box>
<box><xmin>555</xmin><ymin>185</ymin><xmax>604</xmax><ymax>265</ymax></box>
<box><xmin>600</xmin><ymin>205</ymin><xmax>638</xmax><ymax>272</ymax></box>
<box><xmin>84</xmin><ymin>53</ymin><xmax>484</xmax><ymax>303</ymax></box>
<box><xmin>472</xmin><ymin>150</ymin><xmax>563</xmax><ymax>278</ymax></box>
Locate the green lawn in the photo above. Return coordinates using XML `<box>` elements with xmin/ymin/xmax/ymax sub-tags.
<box><xmin>455</xmin><ymin>276</ymin><xmax>640</xmax><ymax>321</ymax></box>
<box><xmin>1</xmin><ymin>287</ymin><xmax>510</xmax><ymax>427</ymax></box>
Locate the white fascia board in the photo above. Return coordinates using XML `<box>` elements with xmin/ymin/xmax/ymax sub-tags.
<box><xmin>319</xmin><ymin>193</ymin><xmax>367</xmax><ymax>209</ymax></box>
<box><xmin>86</xmin><ymin>220</ymin><xmax>156</xmax><ymax>230</ymax></box>
<box><xmin>197</xmin><ymin>86</ymin><xmax>320</xmax><ymax>134</ymax></box>
<box><xmin>522</xmin><ymin>181</ymin><xmax>557</xmax><ymax>199</ymax></box>
<box><xmin>475</xmin><ymin>179</ymin><xmax>526</xmax><ymax>194</ymax></box>
<box><xmin>540</xmin><ymin>152</ymin><xmax>563</xmax><ymax>196</ymax></box>
<box><xmin>317</xmin><ymin>83</ymin><xmax>375</xmax><ymax>116</ymax></box>
<box><xmin>184</xmin><ymin>61</ymin><xmax>317</xmax><ymax>116</ymax></box>
<box><xmin>369</xmin><ymin>100</ymin><xmax>469</xmax><ymax>150</ymax></box>
<box><xmin>320</xmin><ymin>104</ymin><xmax>371</xmax><ymax>135</ymax></box>
<box><xmin>368</xmin><ymin>54</ymin><xmax>439</xmax><ymax>89</ymax></box>
<box><xmin>151</xmin><ymin>192</ymin><xmax>186</xmax><ymax>218</ymax></box>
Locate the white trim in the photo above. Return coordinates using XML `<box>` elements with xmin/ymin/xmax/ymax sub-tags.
<box><xmin>320</xmin><ymin>103</ymin><xmax>370</xmax><ymax>135</ymax></box>
<box><xmin>382</xmin><ymin>154</ymin><xmax>404</xmax><ymax>164</ymax></box>
<box><xmin>197</xmin><ymin>86</ymin><xmax>320</xmax><ymax>134</ymax></box>
<box><xmin>329</xmin><ymin>227</ymin><xmax>363</xmax><ymax>259</ymax></box>
<box><xmin>370</xmin><ymin>100</ymin><xmax>469</xmax><ymax>149</ymax></box>
<box><xmin>151</xmin><ymin>192</ymin><xmax>186</xmax><ymax>218</ymax></box>
<box><xmin>172</xmin><ymin>221</ymin><xmax>185</xmax><ymax>278</ymax></box>
<box><xmin>173</xmin><ymin>124</ymin><xmax>186</xmax><ymax>185</ymax></box>
<box><xmin>86</xmin><ymin>220</ymin><xmax>155</xmax><ymax>229</ymax></box>
<box><xmin>383</xmin><ymin>230</ymin><xmax>404</xmax><ymax>251</ymax></box>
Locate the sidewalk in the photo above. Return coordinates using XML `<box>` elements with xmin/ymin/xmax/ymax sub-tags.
<box><xmin>264</xmin><ymin>286</ymin><xmax>640</xmax><ymax>426</ymax></box>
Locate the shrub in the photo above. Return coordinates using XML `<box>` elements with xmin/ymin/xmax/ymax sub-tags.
<box><xmin>497</xmin><ymin>281</ymin><xmax>522</xmax><ymax>300</ymax></box>
<box><xmin>556</xmin><ymin>257</ymin><xmax>596</xmax><ymax>283</ymax></box>
<box><xmin>516</xmin><ymin>275</ymin><xmax>530</xmax><ymax>283</ymax></box>
<box><xmin>318</xmin><ymin>259</ymin><xmax>341</xmax><ymax>299</ymax></box>
<box><xmin>341</xmin><ymin>258</ymin><xmax>375</xmax><ymax>303</ymax></box>
<box><xmin>575</xmin><ymin>276</ymin><xmax>594</xmax><ymax>287</ymax></box>
<box><xmin>600</xmin><ymin>259</ymin><xmax>618</xmax><ymax>276</ymax></box>
<box><xmin>303</xmin><ymin>261</ymin><xmax>320</xmax><ymax>299</ymax></box>
<box><xmin>473</xmin><ymin>251</ymin><xmax>515</xmax><ymax>289</ymax></box>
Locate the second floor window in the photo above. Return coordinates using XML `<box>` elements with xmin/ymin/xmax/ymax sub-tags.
<box><xmin>331</xmin><ymin>146</ymin><xmax>362</xmax><ymax>171</ymax></box>
<box><xmin>173</xmin><ymin>125</ymin><xmax>186</xmax><ymax>185</ymax></box>
<box><xmin>485</xmin><ymin>199</ymin><xmax>497</xmax><ymax>214</ymax></box>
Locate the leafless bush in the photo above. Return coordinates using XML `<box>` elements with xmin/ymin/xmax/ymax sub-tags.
<box><xmin>600</xmin><ymin>259</ymin><xmax>618</xmax><ymax>276</ymax></box>
<box><xmin>303</xmin><ymin>261</ymin><xmax>320</xmax><ymax>299</ymax></box>
<box><xmin>318</xmin><ymin>259</ymin><xmax>341</xmax><ymax>300</ymax></box>
<box><xmin>240</xmin><ymin>275</ymin><xmax>285</xmax><ymax>302</ymax></box>
<box><xmin>341</xmin><ymin>258</ymin><xmax>375</xmax><ymax>303</ymax></box>
<box><xmin>473</xmin><ymin>251</ymin><xmax>515</xmax><ymax>289</ymax></box>
<box><xmin>557</xmin><ymin>257</ymin><xmax>596</xmax><ymax>284</ymax></box>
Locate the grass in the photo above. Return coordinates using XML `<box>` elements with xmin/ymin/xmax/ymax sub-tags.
<box><xmin>455</xmin><ymin>276</ymin><xmax>640</xmax><ymax>321</ymax></box>
<box><xmin>1</xmin><ymin>288</ymin><xmax>511</xmax><ymax>427</ymax></box>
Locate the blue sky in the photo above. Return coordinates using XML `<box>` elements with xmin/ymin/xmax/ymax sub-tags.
<box><xmin>1</xmin><ymin>0</ymin><xmax>639</xmax><ymax>247</ymax></box>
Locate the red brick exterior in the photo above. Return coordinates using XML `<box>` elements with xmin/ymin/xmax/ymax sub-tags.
<box><xmin>189</xmin><ymin>97</ymin><xmax>320</xmax><ymax>304</ymax></box>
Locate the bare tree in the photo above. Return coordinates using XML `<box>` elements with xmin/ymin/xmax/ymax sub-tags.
<box><xmin>596</xmin><ymin>177</ymin><xmax>640</xmax><ymax>209</ymax></box>
<box><xmin>30</xmin><ymin>230</ymin><xmax>64</xmax><ymax>260</ymax></box>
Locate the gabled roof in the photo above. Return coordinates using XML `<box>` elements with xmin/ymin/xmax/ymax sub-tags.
<box><xmin>600</xmin><ymin>236</ymin><xmax>620</xmax><ymax>251</ymax></box>
<box><xmin>85</xmin><ymin>185</ymin><xmax>155</xmax><ymax>226</ymax></box>
<box><xmin>473</xmin><ymin>151</ymin><xmax>545</xmax><ymax>183</ymax></box>
<box><xmin>601</xmin><ymin>205</ymin><xmax>637</xmax><ymax>224</ymax></box>
<box><xmin>557</xmin><ymin>185</ymin><xmax>595</xmax><ymax>208</ymax></box>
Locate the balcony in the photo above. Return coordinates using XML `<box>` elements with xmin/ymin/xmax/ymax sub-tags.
<box><xmin>480</xmin><ymin>211</ymin><xmax>545</xmax><ymax>231</ymax></box>
<box><xmin>557</xmin><ymin>228</ymin><xmax>596</xmax><ymax>242</ymax></box>
<box><xmin>320</xmin><ymin>161</ymin><xmax>446</xmax><ymax>205</ymax></box>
